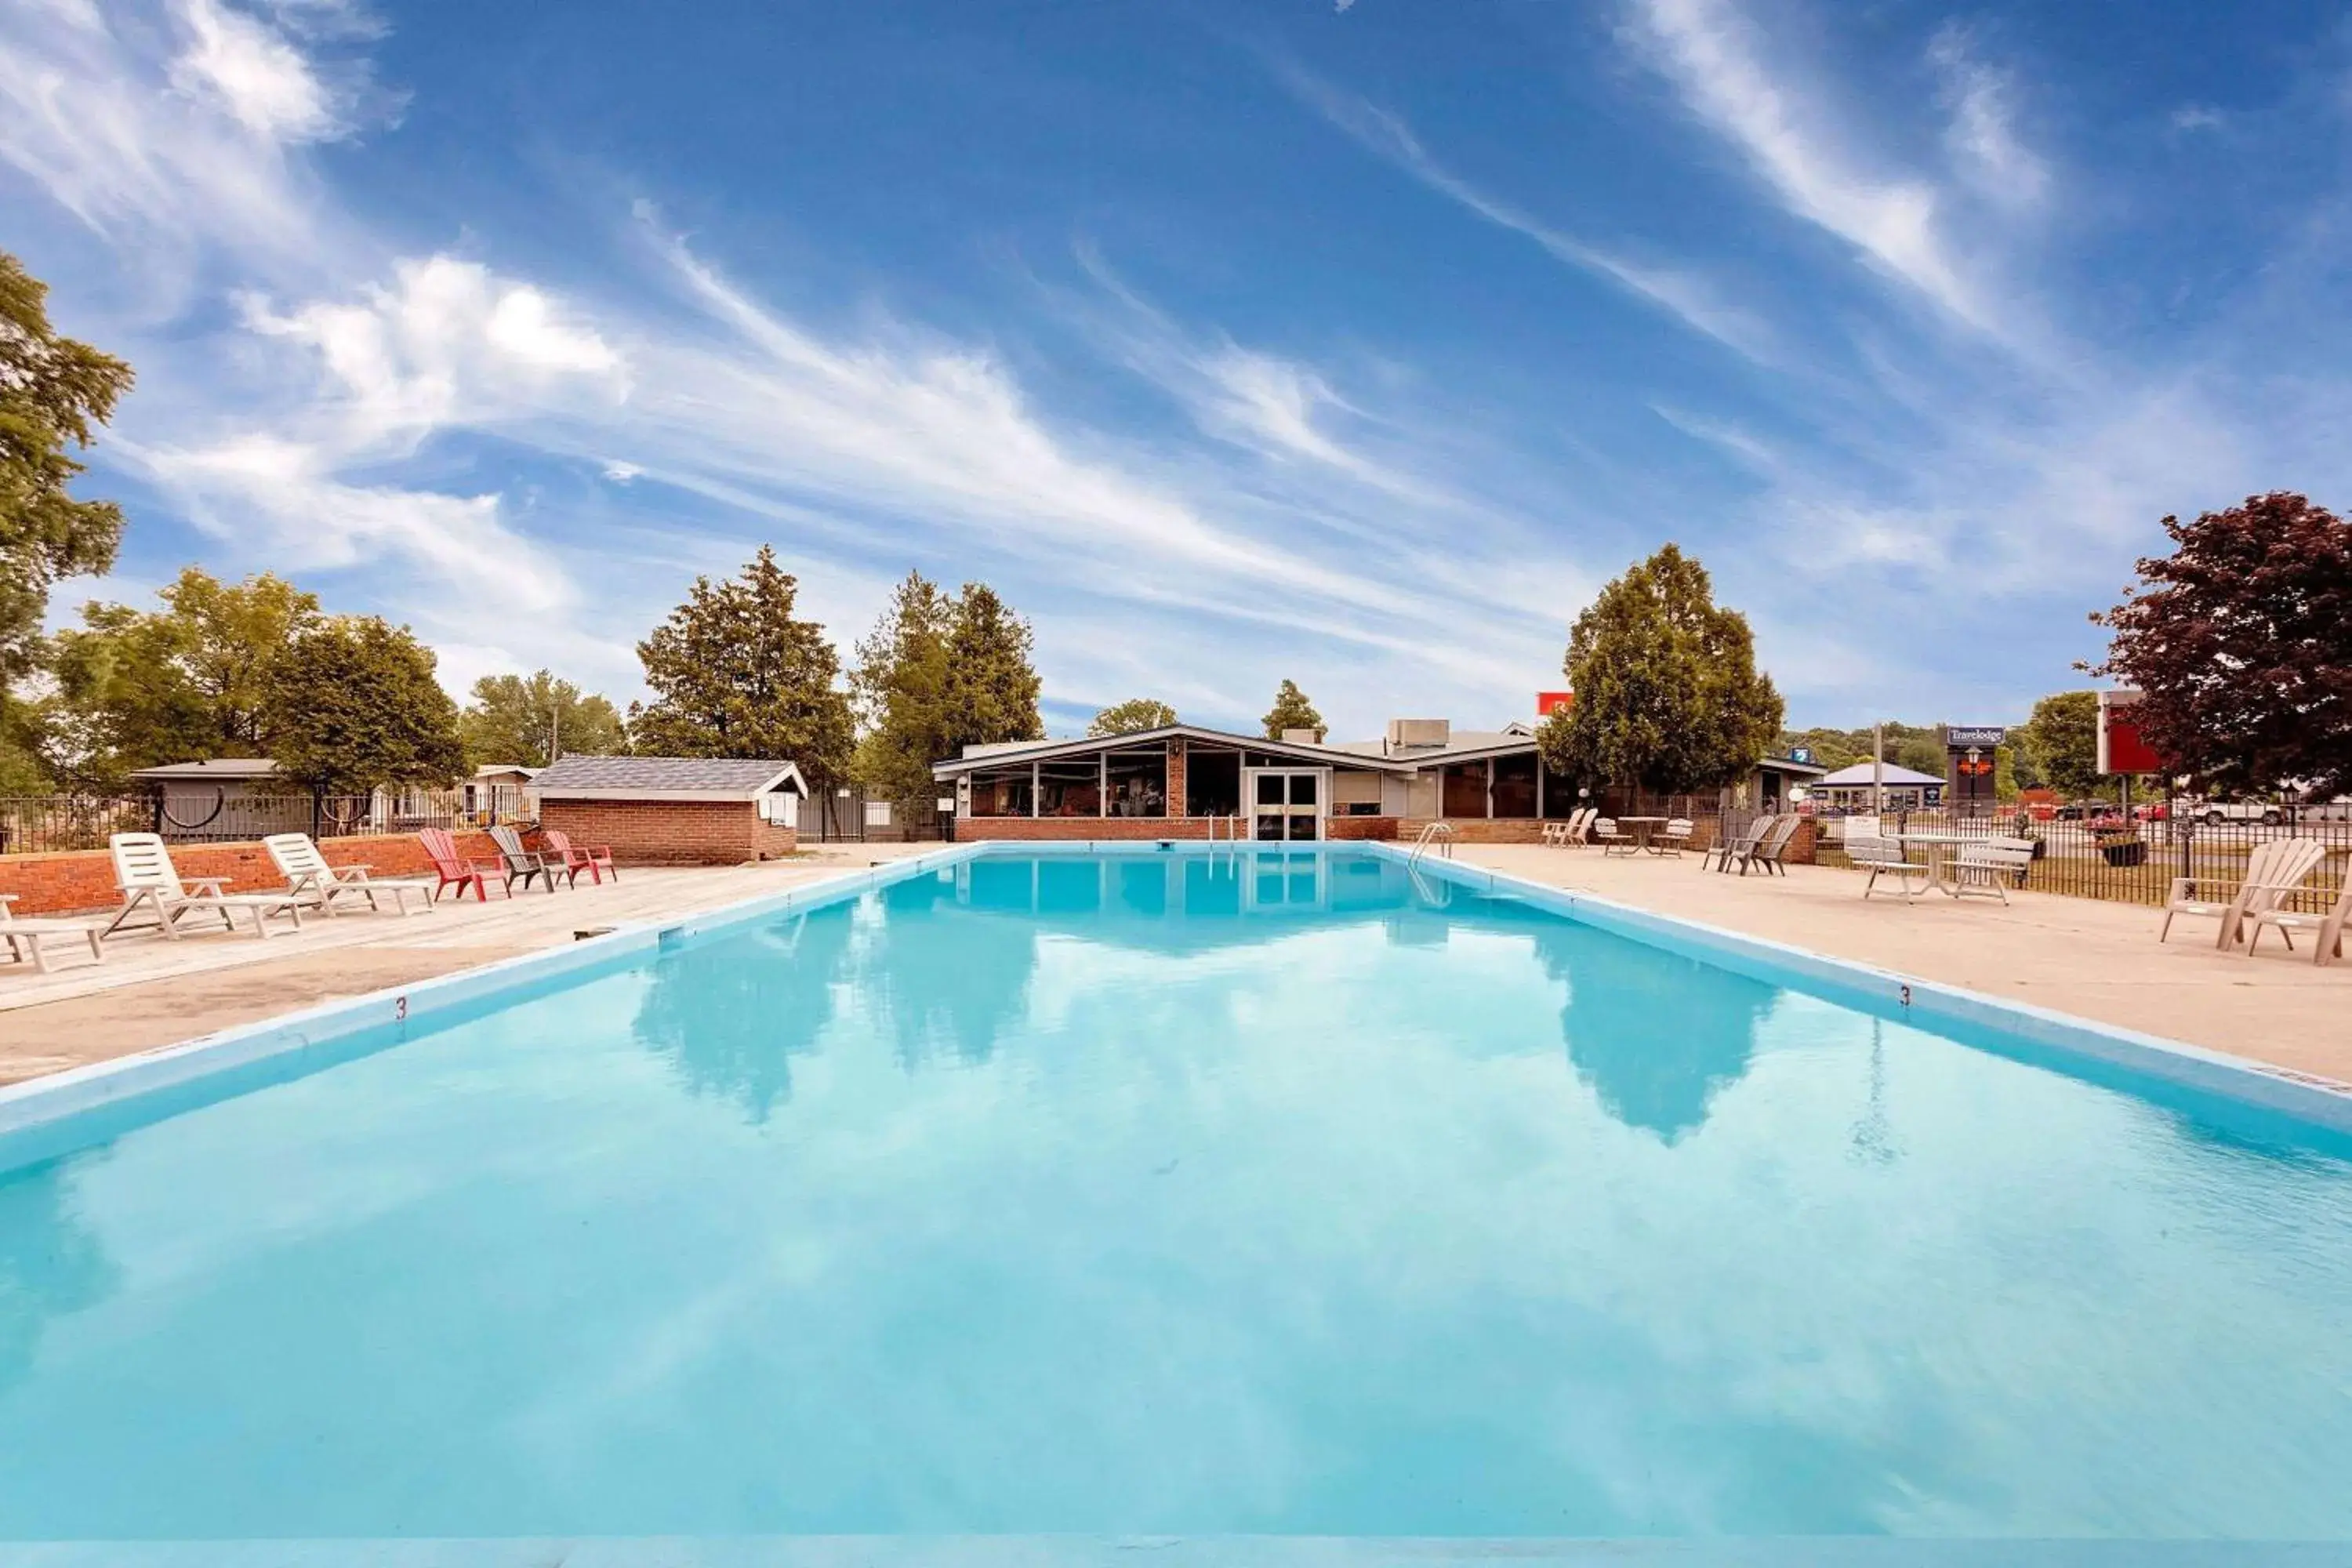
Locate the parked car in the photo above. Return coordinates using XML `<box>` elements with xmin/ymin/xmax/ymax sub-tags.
<box><xmin>2191</xmin><ymin>799</ymin><xmax>2284</xmax><ymax>826</ymax></box>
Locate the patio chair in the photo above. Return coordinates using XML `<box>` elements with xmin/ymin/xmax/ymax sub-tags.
<box><xmin>1702</xmin><ymin>815</ymin><xmax>1774</xmax><ymax>873</ymax></box>
<box><xmin>1</xmin><ymin>894</ymin><xmax>108</xmax><ymax>975</ymax></box>
<box><xmin>2158</xmin><ymin>837</ymin><xmax>2328</xmax><ymax>950</ymax></box>
<box><xmin>418</xmin><ymin>826</ymin><xmax>505</xmax><ymax>903</ymax></box>
<box><xmin>264</xmin><ymin>833</ymin><xmax>434</xmax><ymax>916</ymax></box>
<box><xmin>539</xmin><ymin>827</ymin><xmax>618</xmax><ymax>886</ymax></box>
<box><xmin>1593</xmin><ymin>818</ymin><xmax>1638</xmax><ymax>856</ymax></box>
<box><xmin>1951</xmin><ymin>836</ymin><xmax>2037</xmax><ymax>904</ymax></box>
<box><xmin>1656</xmin><ymin>818</ymin><xmax>1695</xmax><ymax>857</ymax></box>
<box><xmin>103</xmin><ymin>833</ymin><xmax>304</xmax><ymax>940</ymax></box>
<box><xmin>488</xmin><ymin>825</ymin><xmax>559</xmax><ymax>894</ymax></box>
<box><xmin>2241</xmin><ymin>867</ymin><xmax>2351</xmax><ymax>965</ymax></box>
<box><xmin>1540</xmin><ymin>821</ymin><xmax>1570</xmax><ymax>847</ymax></box>
<box><xmin>1748</xmin><ymin>815</ymin><xmax>1803</xmax><ymax>877</ymax></box>
<box><xmin>1849</xmin><ymin>835</ymin><xmax>1929</xmax><ymax>902</ymax></box>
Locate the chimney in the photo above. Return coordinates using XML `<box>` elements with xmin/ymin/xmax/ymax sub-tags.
<box><xmin>1280</xmin><ymin>728</ymin><xmax>1325</xmax><ymax>746</ymax></box>
<box><xmin>1384</xmin><ymin>718</ymin><xmax>1451</xmax><ymax>756</ymax></box>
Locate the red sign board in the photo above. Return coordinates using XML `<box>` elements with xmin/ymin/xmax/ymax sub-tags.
<box><xmin>2098</xmin><ymin>690</ymin><xmax>2165</xmax><ymax>775</ymax></box>
<box><xmin>1537</xmin><ymin>691</ymin><xmax>1574</xmax><ymax>717</ymax></box>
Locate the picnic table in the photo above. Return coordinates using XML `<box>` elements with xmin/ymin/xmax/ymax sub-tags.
<box><xmin>1616</xmin><ymin>815</ymin><xmax>1671</xmax><ymax>854</ymax></box>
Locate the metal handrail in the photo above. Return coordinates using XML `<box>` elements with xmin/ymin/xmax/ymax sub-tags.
<box><xmin>1408</xmin><ymin>820</ymin><xmax>1456</xmax><ymax>863</ymax></box>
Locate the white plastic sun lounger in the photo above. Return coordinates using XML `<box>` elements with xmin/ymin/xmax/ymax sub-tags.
<box><xmin>104</xmin><ymin>833</ymin><xmax>306</xmax><ymax>940</ymax></box>
<box><xmin>264</xmin><ymin>833</ymin><xmax>434</xmax><ymax>916</ymax></box>
<box><xmin>1</xmin><ymin>895</ymin><xmax>108</xmax><ymax>974</ymax></box>
<box><xmin>2158</xmin><ymin>837</ymin><xmax>2328</xmax><ymax>951</ymax></box>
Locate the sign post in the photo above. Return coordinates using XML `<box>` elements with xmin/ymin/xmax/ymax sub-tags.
<box><xmin>1945</xmin><ymin>725</ymin><xmax>2006</xmax><ymax>817</ymax></box>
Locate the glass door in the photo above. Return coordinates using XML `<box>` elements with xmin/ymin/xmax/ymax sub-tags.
<box><xmin>1247</xmin><ymin>768</ymin><xmax>1324</xmax><ymax>841</ymax></box>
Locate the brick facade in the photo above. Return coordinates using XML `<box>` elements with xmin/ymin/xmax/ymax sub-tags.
<box><xmin>539</xmin><ymin>799</ymin><xmax>796</xmax><ymax>866</ymax></box>
<box><xmin>0</xmin><ymin>830</ymin><xmax>507</xmax><ymax>917</ymax></box>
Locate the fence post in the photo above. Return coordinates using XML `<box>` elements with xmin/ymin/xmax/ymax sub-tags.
<box><xmin>311</xmin><ymin>790</ymin><xmax>324</xmax><ymax>841</ymax></box>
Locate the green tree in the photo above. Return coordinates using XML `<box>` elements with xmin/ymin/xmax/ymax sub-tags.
<box><xmin>941</xmin><ymin>582</ymin><xmax>1044</xmax><ymax>751</ymax></box>
<box><xmin>45</xmin><ymin>568</ymin><xmax>319</xmax><ymax>786</ymax></box>
<box><xmin>1261</xmin><ymin>679</ymin><xmax>1324</xmax><ymax>741</ymax></box>
<box><xmin>2016</xmin><ymin>691</ymin><xmax>2101</xmax><ymax>800</ymax></box>
<box><xmin>459</xmin><ymin>670</ymin><xmax>626</xmax><ymax>767</ymax></box>
<box><xmin>264</xmin><ymin>617</ymin><xmax>466</xmax><ymax>795</ymax></box>
<box><xmin>1537</xmin><ymin>544</ymin><xmax>1783</xmax><ymax>796</ymax></box>
<box><xmin>630</xmin><ymin>545</ymin><xmax>853</xmax><ymax>786</ymax></box>
<box><xmin>849</xmin><ymin>571</ymin><xmax>956</xmax><ymax>823</ymax></box>
<box><xmin>2</xmin><ymin>251</ymin><xmax>134</xmax><ymax>774</ymax></box>
<box><xmin>1088</xmin><ymin>698</ymin><xmax>1178</xmax><ymax>737</ymax></box>
<box><xmin>1777</xmin><ymin>727</ymin><xmax>1863</xmax><ymax>771</ymax></box>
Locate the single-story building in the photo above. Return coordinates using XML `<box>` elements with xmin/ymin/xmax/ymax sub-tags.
<box><xmin>1813</xmin><ymin>761</ymin><xmax>1945</xmax><ymax>811</ymax></box>
<box><xmin>532</xmin><ymin>755</ymin><xmax>808</xmax><ymax>865</ymax></box>
<box><xmin>931</xmin><ymin>717</ymin><xmax>1825</xmax><ymax>844</ymax></box>
<box><xmin>126</xmin><ymin>758</ymin><xmax>311</xmax><ymax>839</ymax></box>
<box><xmin>463</xmin><ymin>764</ymin><xmax>540</xmax><ymax>825</ymax></box>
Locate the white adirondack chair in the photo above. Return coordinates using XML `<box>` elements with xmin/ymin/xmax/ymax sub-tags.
<box><xmin>105</xmin><ymin>833</ymin><xmax>305</xmax><ymax>940</ymax></box>
<box><xmin>2158</xmin><ymin>837</ymin><xmax>2328</xmax><ymax>950</ymax></box>
<box><xmin>2239</xmin><ymin>854</ymin><xmax>2348</xmax><ymax>963</ymax></box>
<box><xmin>264</xmin><ymin>833</ymin><xmax>434</xmax><ymax>916</ymax></box>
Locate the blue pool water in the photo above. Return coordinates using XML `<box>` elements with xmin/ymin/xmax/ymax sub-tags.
<box><xmin>2</xmin><ymin>847</ymin><xmax>2350</xmax><ymax>1544</ymax></box>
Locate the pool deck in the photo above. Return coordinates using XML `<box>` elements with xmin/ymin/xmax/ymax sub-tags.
<box><xmin>1453</xmin><ymin>844</ymin><xmax>2350</xmax><ymax>1087</ymax></box>
<box><xmin>0</xmin><ymin>844</ymin><xmax>938</xmax><ymax>1087</ymax></box>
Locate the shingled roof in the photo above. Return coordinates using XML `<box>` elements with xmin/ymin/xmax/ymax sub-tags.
<box><xmin>532</xmin><ymin>755</ymin><xmax>807</xmax><ymax>800</ymax></box>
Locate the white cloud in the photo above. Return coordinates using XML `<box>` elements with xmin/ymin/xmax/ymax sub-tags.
<box><xmin>1623</xmin><ymin>0</ymin><xmax>1998</xmax><ymax>335</ymax></box>
<box><xmin>1929</xmin><ymin>25</ymin><xmax>2047</xmax><ymax>206</ymax></box>
<box><xmin>2170</xmin><ymin>104</ymin><xmax>2226</xmax><ymax>132</ymax></box>
<box><xmin>1279</xmin><ymin>65</ymin><xmax>1777</xmax><ymax>361</ymax></box>
<box><xmin>602</xmin><ymin>460</ymin><xmax>644</xmax><ymax>484</ymax></box>
<box><xmin>169</xmin><ymin>0</ymin><xmax>347</xmax><ymax>142</ymax></box>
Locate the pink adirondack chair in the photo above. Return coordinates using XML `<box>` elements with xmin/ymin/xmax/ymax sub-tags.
<box><xmin>417</xmin><ymin>827</ymin><xmax>504</xmax><ymax>902</ymax></box>
<box><xmin>540</xmin><ymin>828</ymin><xmax>618</xmax><ymax>886</ymax></box>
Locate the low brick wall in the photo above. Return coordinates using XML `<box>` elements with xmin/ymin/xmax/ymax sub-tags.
<box><xmin>539</xmin><ymin>799</ymin><xmax>795</xmax><ymax>866</ymax></box>
<box><xmin>0</xmin><ymin>830</ymin><xmax>509</xmax><ymax>916</ymax></box>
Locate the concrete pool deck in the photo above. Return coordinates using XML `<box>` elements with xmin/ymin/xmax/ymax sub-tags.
<box><xmin>1453</xmin><ymin>844</ymin><xmax>2350</xmax><ymax>1087</ymax></box>
<box><xmin>0</xmin><ymin>844</ymin><xmax>938</xmax><ymax>1086</ymax></box>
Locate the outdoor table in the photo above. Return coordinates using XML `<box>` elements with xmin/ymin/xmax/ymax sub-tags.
<box><xmin>1891</xmin><ymin>832</ymin><xmax>1980</xmax><ymax>896</ymax></box>
<box><xmin>1615</xmin><ymin>815</ymin><xmax>1669</xmax><ymax>853</ymax></box>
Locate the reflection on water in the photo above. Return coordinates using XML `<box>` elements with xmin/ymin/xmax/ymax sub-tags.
<box><xmin>1532</xmin><ymin>920</ymin><xmax>1772</xmax><ymax>1144</ymax></box>
<box><xmin>869</xmin><ymin>873</ymin><xmax>1039</xmax><ymax>1070</ymax></box>
<box><xmin>0</xmin><ymin>1158</ymin><xmax>115</xmax><ymax>1392</ymax></box>
<box><xmin>633</xmin><ymin>904</ymin><xmax>857</xmax><ymax>1121</ymax></box>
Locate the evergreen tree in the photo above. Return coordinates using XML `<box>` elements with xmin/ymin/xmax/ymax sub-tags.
<box><xmin>459</xmin><ymin>670</ymin><xmax>627</xmax><ymax>766</ymax></box>
<box><xmin>849</xmin><ymin>571</ymin><xmax>956</xmax><ymax>823</ymax></box>
<box><xmin>1261</xmin><ymin>679</ymin><xmax>1324</xmax><ymax>741</ymax></box>
<box><xmin>1537</xmin><ymin>544</ymin><xmax>1783</xmax><ymax>796</ymax></box>
<box><xmin>941</xmin><ymin>582</ymin><xmax>1044</xmax><ymax>751</ymax></box>
<box><xmin>630</xmin><ymin>545</ymin><xmax>853</xmax><ymax>786</ymax></box>
<box><xmin>264</xmin><ymin>617</ymin><xmax>466</xmax><ymax>795</ymax></box>
<box><xmin>1088</xmin><ymin>698</ymin><xmax>1178</xmax><ymax>737</ymax></box>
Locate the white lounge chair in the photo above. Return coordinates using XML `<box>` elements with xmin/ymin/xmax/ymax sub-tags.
<box><xmin>1850</xmin><ymin>835</ymin><xmax>1929</xmax><ymax>902</ymax></box>
<box><xmin>2241</xmin><ymin>868</ymin><xmax>2351</xmax><ymax>965</ymax></box>
<box><xmin>1565</xmin><ymin>807</ymin><xmax>1597</xmax><ymax>845</ymax></box>
<box><xmin>2158</xmin><ymin>837</ymin><xmax>2329</xmax><ymax>950</ymax></box>
<box><xmin>1656</xmin><ymin>818</ymin><xmax>1694</xmax><ymax>857</ymax></box>
<box><xmin>1540</xmin><ymin>819</ymin><xmax>1575</xmax><ymax>847</ymax></box>
<box><xmin>104</xmin><ymin>833</ymin><xmax>305</xmax><ymax>940</ymax></box>
<box><xmin>264</xmin><ymin>833</ymin><xmax>434</xmax><ymax>916</ymax></box>
<box><xmin>1</xmin><ymin>895</ymin><xmax>108</xmax><ymax>974</ymax></box>
<box><xmin>1594</xmin><ymin>818</ymin><xmax>1638</xmax><ymax>856</ymax></box>
<box><xmin>1703</xmin><ymin>815</ymin><xmax>1773</xmax><ymax>873</ymax></box>
<box><xmin>1951</xmin><ymin>837</ymin><xmax>2037</xmax><ymax>904</ymax></box>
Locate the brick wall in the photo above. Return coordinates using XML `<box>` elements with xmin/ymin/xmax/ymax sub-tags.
<box><xmin>0</xmin><ymin>830</ymin><xmax>508</xmax><ymax>916</ymax></box>
<box><xmin>958</xmin><ymin>817</ymin><xmax>1215</xmax><ymax>841</ymax></box>
<box><xmin>539</xmin><ymin>799</ymin><xmax>796</xmax><ymax>866</ymax></box>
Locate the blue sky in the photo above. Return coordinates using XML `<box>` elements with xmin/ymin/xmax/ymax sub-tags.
<box><xmin>5</xmin><ymin>0</ymin><xmax>2350</xmax><ymax>739</ymax></box>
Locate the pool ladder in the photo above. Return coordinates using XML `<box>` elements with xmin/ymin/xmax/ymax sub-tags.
<box><xmin>1407</xmin><ymin>820</ymin><xmax>1456</xmax><ymax>863</ymax></box>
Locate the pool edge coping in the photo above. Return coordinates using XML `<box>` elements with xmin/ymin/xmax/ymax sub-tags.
<box><xmin>0</xmin><ymin>844</ymin><xmax>989</xmax><ymax>1142</ymax></box>
<box><xmin>1369</xmin><ymin>843</ymin><xmax>2352</xmax><ymax>1131</ymax></box>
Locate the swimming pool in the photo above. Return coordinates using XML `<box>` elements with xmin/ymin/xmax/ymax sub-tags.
<box><xmin>2</xmin><ymin>844</ymin><xmax>2349</xmax><ymax>1552</ymax></box>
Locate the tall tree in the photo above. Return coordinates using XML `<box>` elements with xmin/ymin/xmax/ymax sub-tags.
<box><xmin>849</xmin><ymin>571</ymin><xmax>956</xmax><ymax>823</ymax></box>
<box><xmin>1088</xmin><ymin>698</ymin><xmax>1178</xmax><ymax>737</ymax></box>
<box><xmin>264</xmin><ymin>617</ymin><xmax>466</xmax><ymax>796</ymax></box>
<box><xmin>45</xmin><ymin>568</ymin><xmax>318</xmax><ymax>786</ymax></box>
<box><xmin>2016</xmin><ymin>691</ymin><xmax>2102</xmax><ymax>800</ymax></box>
<box><xmin>459</xmin><ymin>670</ymin><xmax>627</xmax><ymax>766</ymax></box>
<box><xmin>2089</xmin><ymin>492</ymin><xmax>2352</xmax><ymax>797</ymax></box>
<box><xmin>941</xmin><ymin>582</ymin><xmax>1044</xmax><ymax>752</ymax></box>
<box><xmin>1261</xmin><ymin>679</ymin><xmax>1324</xmax><ymax>740</ymax></box>
<box><xmin>630</xmin><ymin>545</ymin><xmax>853</xmax><ymax>785</ymax></box>
<box><xmin>1537</xmin><ymin>544</ymin><xmax>1783</xmax><ymax>796</ymax></box>
<box><xmin>1</xmin><ymin>250</ymin><xmax>134</xmax><ymax>773</ymax></box>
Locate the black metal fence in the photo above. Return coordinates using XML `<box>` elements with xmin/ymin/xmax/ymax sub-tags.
<box><xmin>0</xmin><ymin>790</ymin><xmax>530</xmax><ymax>856</ymax></box>
<box><xmin>1806</xmin><ymin>806</ymin><xmax>2352</xmax><ymax>914</ymax></box>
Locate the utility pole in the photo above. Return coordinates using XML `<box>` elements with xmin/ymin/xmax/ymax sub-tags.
<box><xmin>547</xmin><ymin>703</ymin><xmax>561</xmax><ymax>767</ymax></box>
<box><xmin>1871</xmin><ymin>723</ymin><xmax>1885</xmax><ymax>817</ymax></box>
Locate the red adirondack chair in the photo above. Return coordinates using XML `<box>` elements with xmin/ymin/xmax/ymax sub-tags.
<box><xmin>417</xmin><ymin>827</ymin><xmax>504</xmax><ymax>902</ymax></box>
<box><xmin>540</xmin><ymin>828</ymin><xmax>618</xmax><ymax>886</ymax></box>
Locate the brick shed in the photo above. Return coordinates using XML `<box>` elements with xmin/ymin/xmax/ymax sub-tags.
<box><xmin>531</xmin><ymin>756</ymin><xmax>807</xmax><ymax>866</ymax></box>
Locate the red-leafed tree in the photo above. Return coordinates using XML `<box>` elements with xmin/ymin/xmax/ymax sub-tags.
<box><xmin>2087</xmin><ymin>492</ymin><xmax>2352</xmax><ymax>797</ymax></box>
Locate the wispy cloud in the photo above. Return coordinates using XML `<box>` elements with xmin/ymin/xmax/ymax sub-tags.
<box><xmin>1277</xmin><ymin>64</ymin><xmax>1777</xmax><ymax>361</ymax></box>
<box><xmin>2170</xmin><ymin>104</ymin><xmax>2226</xmax><ymax>132</ymax></box>
<box><xmin>1929</xmin><ymin>25</ymin><xmax>2048</xmax><ymax>207</ymax></box>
